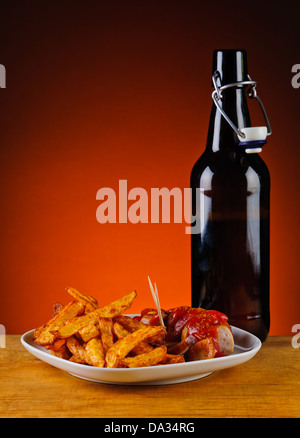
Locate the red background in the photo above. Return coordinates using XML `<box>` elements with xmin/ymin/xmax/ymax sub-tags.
<box><xmin>0</xmin><ymin>1</ymin><xmax>299</xmax><ymax>335</ymax></box>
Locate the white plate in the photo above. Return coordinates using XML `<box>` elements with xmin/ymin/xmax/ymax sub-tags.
<box><xmin>21</xmin><ymin>324</ymin><xmax>261</xmax><ymax>386</ymax></box>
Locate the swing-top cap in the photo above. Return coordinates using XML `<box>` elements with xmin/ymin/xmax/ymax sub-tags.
<box><xmin>237</xmin><ymin>126</ymin><xmax>268</xmax><ymax>154</ymax></box>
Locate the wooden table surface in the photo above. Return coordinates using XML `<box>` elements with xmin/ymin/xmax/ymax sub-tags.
<box><xmin>0</xmin><ymin>335</ymin><xmax>299</xmax><ymax>418</ymax></box>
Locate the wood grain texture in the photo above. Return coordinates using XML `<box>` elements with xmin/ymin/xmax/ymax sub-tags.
<box><xmin>0</xmin><ymin>336</ymin><xmax>299</xmax><ymax>418</ymax></box>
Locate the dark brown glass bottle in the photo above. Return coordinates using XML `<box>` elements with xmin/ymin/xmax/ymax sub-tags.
<box><xmin>191</xmin><ymin>49</ymin><xmax>270</xmax><ymax>342</ymax></box>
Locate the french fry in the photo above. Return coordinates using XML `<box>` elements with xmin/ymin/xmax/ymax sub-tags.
<box><xmin>113</xmin><ymin>321</ymin><xmax>154</xmax><ymax>355</ymax></box>
<box><xmin>50</xmin><ymin>349</ymin><xmax>71</xmax><ymax>360</ymax></box>
<box><xmin>87</xmin><ymin>295</ymin><xmax>98</xmax><ymax>307</ymax></box>
<box><xmin>78</xmin><ymin>323</ymin><xmax>100</xmax><ymax>343</ymax></box>
<box><xmin>55</xmin><ymin>291</ymin><xmax>137</xmax><ymax>339</ymax></box>
<box><xmin>158</xmin><ymin>353</ymin><xmax>185</xmax><ymax>364</ymax></box>
<box><xmin>47</xmin><ymin>339</ymin><xmax>71</xmax><ymax>360</ymax></box>
<box><xmin>34</xmin><ymin>301</ymin><xmax>85</xmax><ymax>346</ymax></box>
<box><xmin>52</xmin><ymin>302</ymin><xmax>64</xmax><ymax>317</ymax></box>
<box><xmin>114</xmin><ymin>315</ymin><xmax>146</xmax><ymax>332</ymax></box>
<box><xmin>99</xmin><ymin>318</ymin><xmax>114</xmax><ymax>353</ymax></box>
<box><xmin>66</xmin><ymin>287</ymin><xmax>98</xmax><ymax>312</ymax></box>
<box><xmin>45</xmin><ymin>338</ymin><xmax>66</xmax><ymax>352</ymax></box>
<box><xmin>113</xmin><ymin>321</ymin><xmax>130</xmax><ymax>340</ymax></box>
<box><xmin>69</xmin><ymin>354</ymin><xmax>86</xmax><ymax>364</ymax></box>
<box><xmin>85</xmin><ymin>337</ymin><xmax>105</xmax><ymax>367</ymax></box>
<box><xmin>105</xmin><ymin>326</ymin><xmax>166</xmax><ymax>368</ymax></box>
<box><xmin>121</xmin><ymin>346</ymin><xmax>167</xmax><ymax>368</ymax></box>
<box><xmin>66</xmin><ymin>336</ymin><xmax>87</xmax><ymax>363</ymax></box>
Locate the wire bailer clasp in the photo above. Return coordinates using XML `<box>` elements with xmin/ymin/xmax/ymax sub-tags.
<box><xmin>212</xmin><ymin>72</ymin><xmax>272</xmax><ymax>153</ymax></box>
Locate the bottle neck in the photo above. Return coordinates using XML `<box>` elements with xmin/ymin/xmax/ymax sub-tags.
<box><xmin>206</xmin><ymin>86</ymin><xmax>251</xmax><ymax>152</ymax></box>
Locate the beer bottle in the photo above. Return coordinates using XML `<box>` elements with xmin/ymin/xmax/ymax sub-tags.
<box><xmin>191</xmin><ymin>49</ymin><xmax>271</xmax><ymax>342</ymax></box>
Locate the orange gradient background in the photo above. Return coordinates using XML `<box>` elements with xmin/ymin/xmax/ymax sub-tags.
<box><xmin>0</xmin><ymin>1</ymin><xmax>299</xmax><ymax>335</ymax></box>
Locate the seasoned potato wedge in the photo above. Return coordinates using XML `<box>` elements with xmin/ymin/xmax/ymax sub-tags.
<box><xmin>120</xmin><ymin>346</ymin><xmax>167</xmax><ymax>368</ymax></box>
<box><xmin>105</xmin><ymin>326</ymin><xmax>166</xmax><ymax>368</ymax></box>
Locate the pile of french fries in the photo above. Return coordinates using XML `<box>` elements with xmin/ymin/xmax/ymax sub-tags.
<box><xmin>33</xmin><ymin>288</ymin><xmax>184</xmax><ymax>368</ymax></box>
